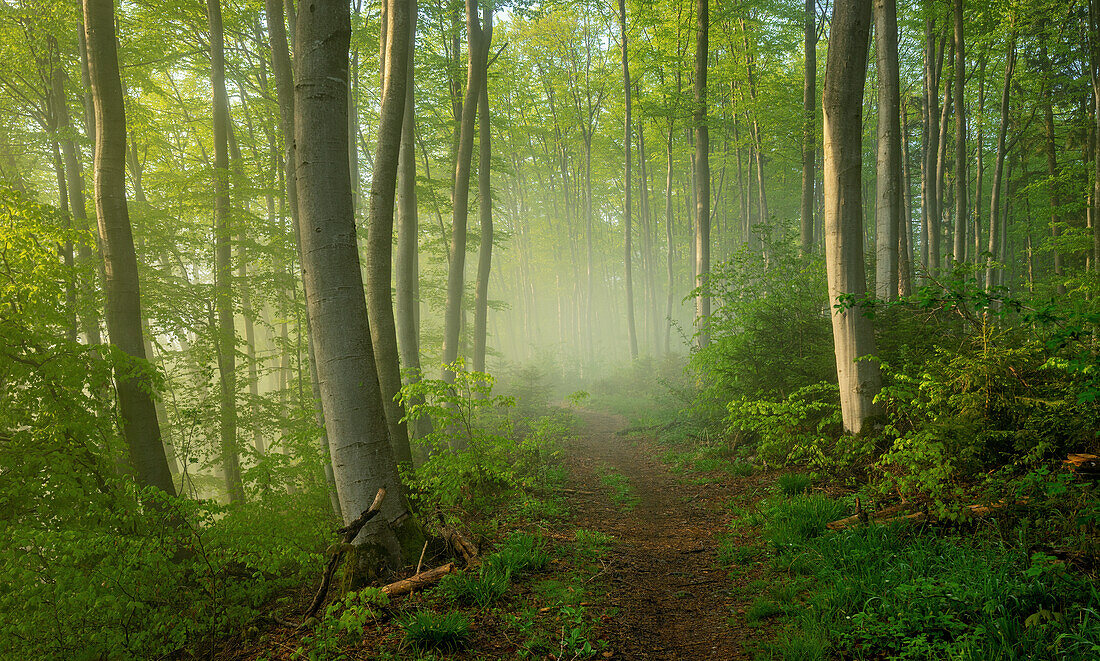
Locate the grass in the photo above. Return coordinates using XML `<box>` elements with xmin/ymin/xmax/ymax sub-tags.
<box><xmin>597</xmin><ymin>466</ymin><xmax>639</xmax><ymax>510</ymax></box>
<box><xmin>774</xmin><ymin>472</ymin><xmax>812</xmax><ymax>496</ymax></box>
<box><xmin>401</xmin><ymin>610</ymin><xmax>471</xmax><ymax>651</ymax></box>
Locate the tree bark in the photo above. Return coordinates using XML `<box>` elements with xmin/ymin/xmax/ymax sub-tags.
<box><xmin>800</xmin><ymin>0</ymin><xmax>817</xmax><ymax>256</ymax></box>
<box><xmin>873</xmin><ymin>0</ymin><xmax>901</xmax><ymax>301</ymax></box>
<box><xmin>985</xmin><ymin>29</ymin><xmax>1016</xmax><ymax>290</ymax></box>
<box><xmin>208</xmin><ymin>0</ymin><xmax>244</xmax><ymax>503</ymax></box>
<box><xmin>294</xmin><ymin>0</ymin><xmax>417</xmax><ymax>569</ymax></box>
<box><xmin>618</xmin><ymin>0</ymin><xmax>638</xmax><ymax>360</ymax></box>
<box><xmin>822</xmin><ymin>0</ymin><xmax>882</xmax><ymax>434</ymax></box>
<box><xmin>366</xmin><ymin>0</ymin><xmax>414</xmax><ymax>465</ymax></box>
<box><xmin>1040</xmin><ymin>35</ymin><xmax>1065</xmax><ymax>294</ymax></box>
<box><xmin>82</xmin><ymin>0</ymin><xmax>175</xmax><ymax>494</ymax></box>
<box><xmin>442</xmin><ymin>0</ymin><xmax>489</xmax><ymax>381</ymax></box>
<box><xmin>694</xmin><ymin>0</ymin><xmax>710</xmax><ymax>349</ymax></box>
<box><xmin>952</xmin><ymin>0</ymin><xmax>967</xmax><ymax>264</ymax></box>
<box><xmin>472</xmin><ymin>12</ymin><xmax>494</xmax><ymax>374</ymax></box>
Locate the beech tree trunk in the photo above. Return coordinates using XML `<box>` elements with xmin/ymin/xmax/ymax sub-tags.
<box><xmin>395</xmin><ymin>0</ymin><xmax>431</xmax><ymax>442</ymax></box>
<box><xmin>694</xmin><ymin>0</ymin><xmax>710</xmax><ymax>349</ymax></box>
<box><xmin>985</xmin><ymin>29</ymin><xmax>1017</xmax><ymax>290</ymax></box>
<box><xmin>822</xmin><ymin>0</ymin><xmax>882</xmax><ymax>434</ymax></box>
<box><xmin>800</xmin><ymin>0</ymin><xmax>817</xmax><ymax>256</ymax></box>
<box><xmin>1040</xmin><ymin>36</ymin><xmax>1065</xmax><ymax>295</ymax></box>
<box><xmin>618</xmin><ymin>0</ymin><xmax>638</xmax><ymax>360</ymax></box>
<box><xmin>952</xmin><ymin>0</ymin><xmax>967</xmax><ymax>264</ymax></box>
<box><xmin>82</xmin><ymin>0</ymin><xmax>175</xmax><ymax>494</ymax></box>
<box><xmin>366</xmin><ymin>0</ymin><xmax>414</xmax><ymax>465</ymax></box>
<box><xmin>442</xmin><ymin>0</ymin><xmax>489</xmax><ymax>381</ymax></box>
<box><xmin>294</xmin><ymin>0</ymin><xmax>418</xmax><ymax>569</ymax></box>
<box><xmin>208</xmin><ymin>0</ymin><xmax>244</xmax><ymax>503</ymax></box>
<box><xmin>472</xmin><ymin>13</ymin><xmax>493</xmax><ymax>374</ymax></box>
<box><xmin>873</xmin><ymin>0</ymin><xmax>901</xmax><ymax>301</ymax></box>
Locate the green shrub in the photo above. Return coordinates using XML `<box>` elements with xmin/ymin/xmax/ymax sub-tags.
<box><xmin>726</xmin><ymin>383</ymin><xmax>847</xmax><ymax>468</ymax></box>
<box><xmin>775</xmin><ymin>473</ymin><xmax>812</xmax><ymax>495</ymax></box>
<box><xmin>437</xmin><ymin>561</ymin><xmax>511</xmax><ymax>606</ymax></box>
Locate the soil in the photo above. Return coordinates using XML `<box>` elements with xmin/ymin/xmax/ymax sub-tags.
<box><xmin>562</xmin><ymin>411</ymin><xmax>774</xmax><ymax>660</ymax></box>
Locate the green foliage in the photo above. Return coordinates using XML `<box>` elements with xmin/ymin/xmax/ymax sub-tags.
<box><xmin>494</xmin><ymin>532</ymin><xmax>552</xmax><ymax>574</ymax></box>
<box><xmin>694</xmin><ymin>243</ymin><xmax>835</xmax><ymax>406</ymax></box>
<box><xmin>294</xmin><ymin>588</ymin><xmax>390</xmax><ymax>661</ymax></box>
<box><xmin>400</xmin><ymin>610</ymin><xmax>472</xmax><ymax>651</ymax></box>
<box><xmin>399</xmin><ymin>361</ymin><xmax>572</xmax><ymax>520</ymax></box>
<box><xmin>725</xmin><ymin>383</ymin><xmax>847</xmax><ymax>467</ymax></box>
<box><xmin>437</xmin><ymin>562</ymin><xmax>512</xmax><ymax>606</ymax></box>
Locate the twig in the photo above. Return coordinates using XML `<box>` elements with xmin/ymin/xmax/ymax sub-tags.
<box><xmin>415</xmin><ymin>540</ymin><xmax>429</xmax><ymax>576</ymax></box>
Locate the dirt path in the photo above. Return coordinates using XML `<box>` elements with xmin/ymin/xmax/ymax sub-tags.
<box><xmin>561</xmin><ymin>411</ymin><xmax>766</xmax><ymax>660</ymax></box>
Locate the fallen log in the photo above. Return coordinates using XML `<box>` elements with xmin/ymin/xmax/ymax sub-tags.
<box><xmin>1065</xmin><ymin>454</ymin><xmax>1100</xmax><ymax>478</ymax></box>
<box><xmin>827</xmin><ymin>502</ymin><xmax>913</xmax><ymax>531</ymax></box>
<box><xmin>301</xmin><ymin>488</ymin><xmax>386</xmax><ymax>624</ymax></box>
<box><xmin>381</xmin><ymin>562</ymin><xmax>457</xmax><ymax>597</ymax></box>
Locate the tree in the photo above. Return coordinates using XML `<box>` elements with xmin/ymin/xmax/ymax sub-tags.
<box><xmin>822</xmin><ymin>0</ymin><xmax>881</xmax><ymax>434</ymax></box>
<box><xmin>619</xmin><ymin>0</ymin><xmax>638</xmax><ymax>360</ymax></box>
<box><xmin>873</xmin><ymin>0</ymin><xmax>901</xmax><ymax>301</ymax></box>
<box><xmin>82</xmin><ymin>0</ymin><xmax>175</xmax><ymax>493</ymax></box>
<box><xmin>367</xmin><ymin>0</ymin><xmax>414</xmax><ymax>465</ymax></box>
<box><xmin>442</xmin><ymin>0</ymin><xmax>490</xmax><ymax>382</ymax></box>
<box><xmin>294</xmin><ymin>0</ymin><xmax>417</xmax><ymax>569</ymax></box>
<box><xmin>207</xmin><ymin>0</ymin><xmax>244</xmax><ymax>503</ymax></box>
<box><xmin>693</xmin><ymin>0</ymin><xmax>710</xmax><ymax>349</ymax></box>
<box><xmin>800</xmin><ymin>0</ymin><xmax>817</xmax><ymax>256</ymax></box>
<box><xmin>472</xmin><ymin>9</ymin><xmax>494</xmax><ymax>374</ymax></box>
<box><xmin>951</xmin><ymin>0</ymin><xmax>967</xmax><ymax>264</ymax></box>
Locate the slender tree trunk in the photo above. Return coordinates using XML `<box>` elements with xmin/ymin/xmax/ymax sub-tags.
<box><xmin>366</xmin><ymin>0</ymin><xmax>414</xmax><ymax>465</ymax></box>
<box><xmin>694</xmin><ymin>0</ymin><xmax>710</xmax><ymax>349</ymax></box>
<box><xmin>899</xmin><ymin>104</ymin><xmax>914</xmax><ymax>296</ymax></box>
<box><xmin>801</xmin><ymin>0</ymin><xmax>817</xmax><ymax>256</ymax></box>
<box><xmin>874</xmin><ymin>0</ymin><xmax>901</xmax><ymax>301</ymax></box>
<box><xmin>921</xmin><ymin>19</ymin><xmax>943</xmax><ymax>278</ymax></box>
<box><xmin>442</xmin><ymin>0</ymin><xmax>488</xmax><ymax>381</ymax></box>
<box><xmin>294</xmin><ymin>0</ymin><xmax>417</xmax><ymax>569</ymax></box>
<box><xmin>1040</xmin><ymin>36</ymin><xmax>1065</xmax><ymax>294</ymax></box>
<box><xmin>664</xmin><ymin>118</ymin><xmax>676</xmax><ymax>355</ymax></box>
<box><xmin>83</xmin><ymin>0</ymin><xmax>175</xmax><ymax>494</ymax></box>
<box><xmin>472</xmin><ymin>12</ymin><xmax>494</xmax><ymax>373</ymax></box>
<box><xmin>618</xmin><ymin>0</ymin><xmax>638</xmax><ymax>359</ymax></box>
<box><xmin>952</xmin><ymin>0</ymin><xmax>967</xmax><ymax>263</ymax></box>
<box><xmin>985</xmin><ymin>29</ymin><xmax>1016</xmax><ymax>290</ymax></box>
<box><xmin>208</xmin><ymin>0</ymin><xmax>244</xmax><ymax>503</ymax></box>
<box><xmin>823</xmin><ymin>0</ymin><xmax>881</xmax><ymax>434</ymax></box>
<box><xmin>395</xmin><ymin>0</ymin><xmax>430</xmax><ymax>442</ymax></box>
<box><xmin>973</xmin><ymin>55</ymin><xmax>987</xmax><ymax>261</ymax></box>
<box><xmin>934</xmin><ymin>38</ymin><xmax>953</xmax><ymax>272</ymax></box>
<box><xmin>1093</xmin><ymin>0</ymin><xmax>1100</xmax><ymax>274</ymax></box>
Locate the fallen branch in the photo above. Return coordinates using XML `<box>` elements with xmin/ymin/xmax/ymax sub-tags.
<box><xmin>381</xmin><ymin>562</ymin><xmax>457</xmax><ymax>597</ymax></box>
<box><xmin>301</xmin><ymin>488</ymin><xmax>386</xmax><ymax>624</ymax></box>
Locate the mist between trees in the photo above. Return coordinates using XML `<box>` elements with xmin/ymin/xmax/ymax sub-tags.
<box><xmin>1</xmin><ymin>0</ymin><xmax>1098</xmax><ymax>656</ymax></box>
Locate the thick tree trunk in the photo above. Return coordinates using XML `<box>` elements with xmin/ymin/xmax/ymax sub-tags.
<box><xmin>442</xmin><ymin>0</ymin><xmax>488</xmax><ymax>381</ymax></box>
<box><xmin>294</xmin><ymin>0</ymin><xmax>418</xmax><ymax>570</ymax></box>
<box><xmin>952</xmin><ymin>0</ymin><xmax>967</xmax><ymax>264</ymax></box>
<box><xmin>694</xmin><ymin>0</ymin><xmax>710</xmax><ymax>349</ymax></box>
<box><xmin>208</xmin><ymin>0</ymin><xmax>244</xmax><ymax>504</ymax></box>
<box><xmin>82</xmin><ymin>0</ymin><xmax>175</xmax><ymax>494</ymax></box>
<box><xmin>366</xmin><ymin>0</ymin><xmax>414</xmax><ymax>465</ymax></box>
<box><xmin>985</xmin><ymin>30</ymin><xmax>1016</xmax><ymax>290</ymax></box>
<box><xmin>472</xmin><ymin>17</ymin><xmax>493</xmax><ymax>374</ymax></box>
<box><xmin>873</xmin><ymin>0</ymin><xmax>901</xmax><ymax>301</ymax></box>
<box><xmin>822</xmin><ymin>0</ymin><xmax>881</xmax><ymax>434</ymax></box>
<box><xmin>1093</xmin><ymin>0</ymin><xmax>1100</xmax><ymax>274</ymax></box>
<box><xmin>801</xmin><ymin>0</ymin><xmax>817</xmax><ymax>256</ymax></box>
<box><xmin>266</xmin><ymin>0</ymin><xmax>341</xmax><ymax>515</ymax></box>
<box><xmin>619</xmin><ymin>0</ymin><xmax>638</xmax><ymax>360</ymax></box>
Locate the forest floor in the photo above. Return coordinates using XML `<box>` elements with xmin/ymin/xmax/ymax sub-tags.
<box><xmin>221</xmin><ymin>409</ymin><xmax>780</xmax><ymax>660</ymax></box>
<box><xmin>561</xmin><ymin>410</ymin><xmax>777</xmax><ymax>660</ymax></box>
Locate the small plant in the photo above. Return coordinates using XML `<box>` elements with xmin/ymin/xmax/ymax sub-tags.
<box><xmin>495</xmin><ymin>532</ymin><xmax>551</xmax><ymax>574</ymax></box>
<box><xmin>763</xmin><ymin>494</ymin><xmax>846</xmax><ymax>550</ymax></box>
<box><xmin>437</xmin><ymin>561</ymin><xmax>511</xmax><ymax>606</ymax></box>
<box><xmin>597</xmin><ymin>466</ymin><xmax>639</xmax><ymax>510</ymax></box>
<box><xmin>573</xmin><ymin>529</ymin><xmax>613</xmax><ymax>561</ymax></box>
<box><xmin>745</xmin><ymin>598</ymin><xmax>786</xmax><ymax>622</ymax></box>
<box><xmin>775</xmin><ymin>473</ymin><xmax>812</xmax><ymax>495</ymax></box>
<box><xmin>401</xmin><ymin>610</ymin><xmax>471</xmax><ymax>651</ymax></box>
